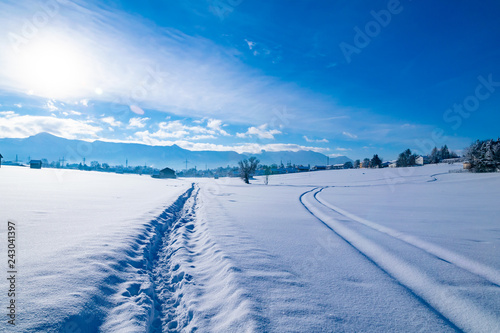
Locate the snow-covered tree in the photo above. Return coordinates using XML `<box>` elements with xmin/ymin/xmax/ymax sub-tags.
<box><xmin>466</xmin><ymin>139</ymin><xmax>500</xmax><ymax>173</ymax></box>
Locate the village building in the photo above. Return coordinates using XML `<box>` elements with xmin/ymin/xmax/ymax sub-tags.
<box><xmin>30</xmin><ymin>160</ymin><xmax>42</xmax><ymax>169</ymax></box>
<box><xmin>152</xmin><ymin>167</ymin><xmax>176</xmax><ymax>179</ymax></box>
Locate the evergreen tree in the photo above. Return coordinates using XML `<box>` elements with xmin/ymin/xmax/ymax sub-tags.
<box><xmin>397</xmin><ymin>149</ymin><xmax>418</xmax><ymax>167</ymax></box>
<box><xmin>354</xmin><ymin>159</ymin><xmax>360</xmax><ymax>168</ymax></box>
<box><xmin>344</xmin><ymin>161</ymin><xmax>353</xmax><ymax>169</ymax></box>
<box><xmin>429</xmin><ymin>147</ymin><xmax>440</xmax><ymax>164</ymax></box>
<box><xmin>441</xmin><ymin>145</ymin><xmax>451</xmax><ymax>160</ymax></box>
<box><xmin>466</xmin><ymin>139</ymin><xmax>500</xmax><ymax>172</ymax></box>
<box><xmin>371</xmin><ymin>154</ymin><xmax>382</xmax><ymax>168</ymax></box>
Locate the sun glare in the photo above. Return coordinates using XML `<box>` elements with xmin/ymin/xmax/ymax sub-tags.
<box><xmin>16</xmin><ymin>34</ymin><xmax>91</xmax><ymax>98</ymax></box>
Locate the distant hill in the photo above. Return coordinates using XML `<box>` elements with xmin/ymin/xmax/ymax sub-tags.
<box><xmin>0</xmin><ymin>133</ymin><xmax>351</xmax><ymax>170</ymax></box>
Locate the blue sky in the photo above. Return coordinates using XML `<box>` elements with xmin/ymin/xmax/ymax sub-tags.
<box><xmin>0</xmin><ymin>0</ymin><xmax>499</xmax><ymax>160</ymax></box>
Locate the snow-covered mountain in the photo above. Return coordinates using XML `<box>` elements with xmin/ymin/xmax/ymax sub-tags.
<box><xmin>0</xmin><ymin>133</ymin><xmax>351</xmax><ymax>169</ymax></box>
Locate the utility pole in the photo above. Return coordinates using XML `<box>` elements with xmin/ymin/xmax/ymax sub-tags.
<box><xmin>126</xmin><ymin>158</ymin><xmax>128</xmax><ymax>168</ymax></box>
<box><xmin>185</xmin><ymin>158</ymin><xmax>188</xmax><ymax>171</ymax></box>
<box><xmin>327</xmin><ymin>156</ymin><xmax>329</xmax><ymax>165</ymax></box>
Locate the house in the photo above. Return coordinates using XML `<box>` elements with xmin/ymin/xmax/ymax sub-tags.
<box><xmin>381</xmin><ymin>161</ymin><xmax>392</xmax><ymax>168</ymax></box>
<box><xmin>415</xmin><ymin>155</ymin><xmax>431</xmax><ymax>166</ymax></box>
<box><xmin>152</xmin><ymin>167</ymin><xmax>176</xmax><ymax>179</ymax></box>
<box><xmin>296</xmin><ymin>165</ymin><xmax>310</xmax><ymax>172</ymax></box>
<box><xmin>30</xmin><ymin>160</ymin><xmax>42</xmax><ymax>169</ymax></box>
<box><xmin>311</xmin><ymin>165</ymin><xmax>326</xmax><ymax>171</ymax></box>
<box><xmin>0</xmin><ymin>153</ymin><xmax>3</xmax><ymax>168</ymax></box>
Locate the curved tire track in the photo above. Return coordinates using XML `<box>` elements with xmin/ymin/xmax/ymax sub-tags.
<box><xmin>300</xmin><ymin>187</ymin><xmax>500</xmax><ymax>333</ymax></box>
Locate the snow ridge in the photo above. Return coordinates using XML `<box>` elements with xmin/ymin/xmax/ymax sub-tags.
<box><xmin>300</xmin><ymin>187</ymin><xmax>500</xmax><ymax>333</ymax></box>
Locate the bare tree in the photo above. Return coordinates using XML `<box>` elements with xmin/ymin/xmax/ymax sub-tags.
<box><xmin>238</xmin><ymin>157</ymin><xmax>260</xmax><ymax>184</ymax></box>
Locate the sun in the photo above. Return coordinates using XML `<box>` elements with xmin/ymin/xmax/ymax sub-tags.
<box><xmin>16</xmin><ymin>33</ymin><xmax>92</xmax><ymax>99</ymax></box>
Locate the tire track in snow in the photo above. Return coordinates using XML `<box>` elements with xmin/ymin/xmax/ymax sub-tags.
<box><xmin>315</xmin><ymin>188</ymin><xmax>500</xmax><ymax>287</ymax></box>
<box><xmin>300</xmin><ymin>187</ymin><xmax>500</xmax><ymax>333</ymax></box>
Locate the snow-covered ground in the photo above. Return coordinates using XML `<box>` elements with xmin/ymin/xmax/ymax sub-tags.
<box><xmin>1</xmin><ymin>164</ymin><xmax>499</xmax><ymax>332</ymax></box>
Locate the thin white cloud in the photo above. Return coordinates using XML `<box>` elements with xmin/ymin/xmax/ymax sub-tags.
<box><xmin>303</xmin><ymin>135</ymin><xmax>328</xmax><ymax>143</ymax></box>
<box><xmin>342</xmin><ymin>131</ymin><xmax>358</xmax><ymax>139</ymax></box>
<box><xmin>0</xmin><ymin>0</ymin><xmax>340</xmax><ymax>129</ymax></box>
<box><xmin>135</xmin><ymin>119</ymin><xmax>230</xmax><ymax>141</ymax></box>
<box><xmin>101</xmin><ymin>116</ymin><xmax>122</xmax><ymax>127</ymax></box>
<box><xmin>0</xmin><ymin>111</ymin><xmax>16</xmax><ymax>117</ymax></box>
<box><xmin>127</xmin><ymin>132</ymin><xmax>328</xmax><ymax>154</ymax></box>
<box><xmin>127</xmin><ymin>117</ymin><xmax>150</xmax><ymax>129</ymax></box>
<box><xmin>244</xmin><ymin>39</ymin><xmax>256</xmax><ymax>50</ymax></box>
<box><xmin>14</xmin><ymin>103</ymin><xmax>22</xmax><ymax>108</ymax></box>
<box><xmin>0</xmin><ymin>114</ymin><xmax>102</xmax><ymax>139</ymax></box>
<box><xmin>187</xmin><ymin>134</ymin><xmax>217</xmax><ymax>141</ymax></box>
<box><xmin>61</xmin><ymin>110</ymin><xmax>82</xmax><ymax>117</ymax></box>
<box><xmin>207</xmin><ymin>119</ymin><xmax>229</xmax><ymax>136</ymax></box>
<box><xmin>45</xmin><ymin>100</ymin><xmax>58</xmax><ymax>112</ymax></box>
<box><xmin>236</xmin><ymin>124</ymin><xmax>281</xmax><ymax>139</ymax></box>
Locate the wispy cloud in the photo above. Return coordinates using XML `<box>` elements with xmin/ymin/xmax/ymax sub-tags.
<box><xmin>125</xmin><ymin>133</ymin><xmax>329</xmax><ymax>154</ymax></box>
<box><xmin>342</xmin><ymin>131</ymin><xmax>358</xmax><ymax>139</ymax></box>
<box><xmin>236</xmin><ymin>124</ymin><xmax>281</xmax><ymax>139</ymax></box>
<box><xmin>303</xmin><ymin>135</ymin><xmax>328</xmax><ymax>143</ymax></box>
<box><xmin>127</xmin><ymin>117</ymin><xmax>150</xmax><ymax>129</ymax></box>
<box><xmin>0</xmin><ymin>0</ymin><xmax>337</xmax><ymax>128</ymax></box>
<box><xmin>133</xmin><ymin>119</ymin><xmax>231</xmax><ymax>141</ymax></box>
<box><xmin>0</xmin><ymin>113</ymin><xmax>101</xmax><ymax>139</ymax></box>
<box><xmin>101</xmin><ymin>116</ymin><xmax>122</xmax><ymax>127</ymax></box>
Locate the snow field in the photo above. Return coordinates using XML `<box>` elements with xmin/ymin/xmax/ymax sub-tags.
<box><xmin>1</xmin><ymin>163</ymin><xmax>499</xmax><ymax>332</ymax></box>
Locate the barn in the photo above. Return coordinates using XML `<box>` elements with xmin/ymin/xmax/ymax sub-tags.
<box><xmin>30</xmin><ymin>160</ymin><xmax>43</xmax><ymax>169</ymax></box>
<box><xmin>152</xmin><ymin>167</ymin><xmax>176</xmax><ymax>179</ymax></box>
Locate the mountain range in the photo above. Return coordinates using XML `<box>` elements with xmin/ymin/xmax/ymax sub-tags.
<box><xmin>0</xmin><ymin>133</ymin><xmax>351</xmax><ymax>170</ymax></box>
